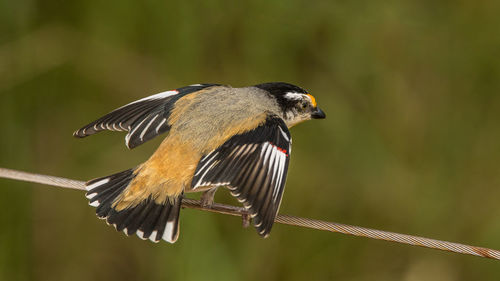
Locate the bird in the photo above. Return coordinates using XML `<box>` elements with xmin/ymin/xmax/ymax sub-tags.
<box><xmin>74</xmin><ymin>82</ymin><xmax>325</xmax><ymax>243</ymax></box>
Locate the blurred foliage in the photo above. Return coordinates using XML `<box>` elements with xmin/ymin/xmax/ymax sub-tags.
<box><xmin>1</xmin><ymin>0</ymin><xmax>500</xmax><ymax>280</ymax></box>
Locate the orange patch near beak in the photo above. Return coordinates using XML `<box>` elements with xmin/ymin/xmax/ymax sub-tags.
<box><xmin>306</xmin><ymin>94</ymin><xmax>317</xmax><ymax>107</ymax></box>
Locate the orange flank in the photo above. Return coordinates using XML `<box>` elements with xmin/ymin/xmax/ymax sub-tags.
<box><xmin>113</xmin><ymin>136</ymin><xmax>201</xmax><ymax>210</ymax></box>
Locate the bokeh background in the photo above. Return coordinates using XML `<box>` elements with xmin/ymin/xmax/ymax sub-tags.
<box><xmin>1</xmin><ymin>0</ymin><xmax>500</xmax><ymax>280</ymax></box>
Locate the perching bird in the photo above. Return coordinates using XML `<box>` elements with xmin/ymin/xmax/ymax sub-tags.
<box><xmin>74</xmin><ymin>82</ymin><xmax>325</xmax><ymax>243</ymax></box>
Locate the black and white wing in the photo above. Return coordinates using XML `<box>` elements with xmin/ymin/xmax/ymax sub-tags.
<box><xmin>191</xmin><ymin>115</ymin><xmax>292</xmax><ymax>237</ymax></box>
<box><xmin>73</xmin><ymin>84</ymin><xmax>220</xmax><ymax>149</ymax></box>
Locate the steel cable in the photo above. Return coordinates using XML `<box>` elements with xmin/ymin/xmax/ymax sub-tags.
<box><xmin>1</xmin><ymin>167</ymin><xmax>498</xmax><ymax>260</ymax></box>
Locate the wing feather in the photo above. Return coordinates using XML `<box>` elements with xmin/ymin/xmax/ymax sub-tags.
<box><xmin>191</xmin><ymin>115</ymin><xmax>291</xmax><ymax>237</ymax></box>
<box><xmin>74</xmin><ymin>84</ymin><xmax>221</xmax><ymax>149</ymax></box>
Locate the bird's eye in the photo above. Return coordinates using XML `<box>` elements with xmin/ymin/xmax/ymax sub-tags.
<box><xmin>300</xmin><ymin>102</ymin><xmax>308</xmax><ymax>110</ymax></box>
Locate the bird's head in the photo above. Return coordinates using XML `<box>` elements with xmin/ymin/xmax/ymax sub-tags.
<box><xmin>254</xmin><ymin>82</ymin><xmax>326</xmax><ymax>128</ymax></box>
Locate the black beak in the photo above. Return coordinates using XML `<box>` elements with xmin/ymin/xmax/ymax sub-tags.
<box><xmin>311</xmin><ymin>107</ymin><xmax>326</xmax><ymax>119</ymax></box>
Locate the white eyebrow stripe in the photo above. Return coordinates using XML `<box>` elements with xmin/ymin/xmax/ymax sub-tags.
<box><xmin>304</xmin><ymin>94</ymin><xmax>313</xmax><ymax>103</ymax></box>
<box><xmin>284</xmin><ymin>92</ymin><xmax>305</xmax><ymax>100</ymax></box>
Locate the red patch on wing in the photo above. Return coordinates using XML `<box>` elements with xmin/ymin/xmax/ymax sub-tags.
<box><xmin>270</xmin><ymin>142</ymin><xmax>288</xmax><ymax>157</ymax></box>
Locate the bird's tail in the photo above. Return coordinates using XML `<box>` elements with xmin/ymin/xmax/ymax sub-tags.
<box><xmin>85</xmin><ymin>169</ymin><xmax>182</xmax><ymax>243</ymax></box>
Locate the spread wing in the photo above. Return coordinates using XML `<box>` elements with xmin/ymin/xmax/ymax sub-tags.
<box><xmin>191</xmin><ymin>115</ymin><xmax>292</xmax><ymax>237</ymax></box>
<box><xmin>73</xmin><ymin>84</ymin><xmax>221</xmax><ymax>149</ymax></box>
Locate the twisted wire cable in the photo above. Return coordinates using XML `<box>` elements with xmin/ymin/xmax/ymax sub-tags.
<box><xmin>1</xmin><ymin>167</ymin><xmax>498</xmax><ymax>260</ymax></box>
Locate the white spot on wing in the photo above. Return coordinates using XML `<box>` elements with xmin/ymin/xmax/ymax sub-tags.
<box><xmin>268</xmin><ymin>147</ymin><xmax>278</xmax><ymax>184</ymax></box>
<box><xmin>119</xmin><ymin>90</ymin><xmax>179</xmax><ymax>109</ymax></box>
<box><xmin>196</xmin><ymin>181</ymin><xmax>230</xmax><ymax>190</ymax></box>
<box><xmin>112</xmin><ymin>123</ymin><xmax>122</xmax><ymax>131</ymax></box>
<box><xmin>86</xmin><ymin>178</ymin><xmax>110</xmax><ymax>191</ymax></box>
<box><xmin>278</xmin><ymin>126</ymin><xmax>290</xmax><ymax>142</ymax></box>
<box><xmin>262</xmin><ymin>143</ymin><xmax>273</xmax><ymax>166</ymax></box>
<box><xmin>139</xmin><ymin>114</ymin><xmax>159</xmax><ymax>141</ymax></box>
<box><xmin>194</xmin><ymin>152</ymin><xmax>218</xmax><ymax>177</ymax></box>
<box><xmin>273</xmin><ymin>152</ymin><xmax>286</xmax><ymax>202</ymax></box>
<box><xmin>244</xmin><ymin>143</ymin><xmax>257</xmax><ymax>156</ymax></box>
<box><xmin>260</xmin><ymin>142</ymin><xmax>268</xmax><ymax>157</ymax></box>
<box><xmin>233</xmin><ymin>144</ymin><xmax>249</xmax><ymax>158</ymax></box>
<box><xmin>125</xmin><ymin>117</ymin><xmax>148</xmax><ymax>147</ymax></box>
<box><xmin>200</xmin><ymin>153</ymin><xmax>212</xmax><ymax>162</ymax></box>
<box><xmin>194</xmin><ymin>161</ymin><xmax>219</xmax><ymax>188</ymax></box>
<box><xmin>271</xmin><ymin>152</ymin><xmax>282</xmax><ymax>202</ymax></box>
<box><xmin>156</xmin><ymin>118</ymin><xmax>167</xmax><ymax>133</ymax></box>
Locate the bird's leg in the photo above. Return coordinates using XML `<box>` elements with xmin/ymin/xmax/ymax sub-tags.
<box><xmin>241</xmin><ymin>213</ymin><xmax>251</xmax><ymax>228</ymax></box>
<box><xmin>200</xmin><ymin>187</ymin><xmax>218</xmax><ymax>207</ymax></box>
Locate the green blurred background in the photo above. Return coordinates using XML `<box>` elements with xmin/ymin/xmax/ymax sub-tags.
<box><xmin>1</xmin><ymin>0</ymin><xmax>500</xmax><ymax>280</ymax></box>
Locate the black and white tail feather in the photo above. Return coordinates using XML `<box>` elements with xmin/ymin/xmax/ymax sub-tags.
<box><xmin>75</xmin><ymin>85</ymin><xmax>219</xmax><ymax>243</ymax></box>
<box><xmin>85</xmin><ymin>169</ymin><xmax>182</xmax><ymax>243</ymax></box>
